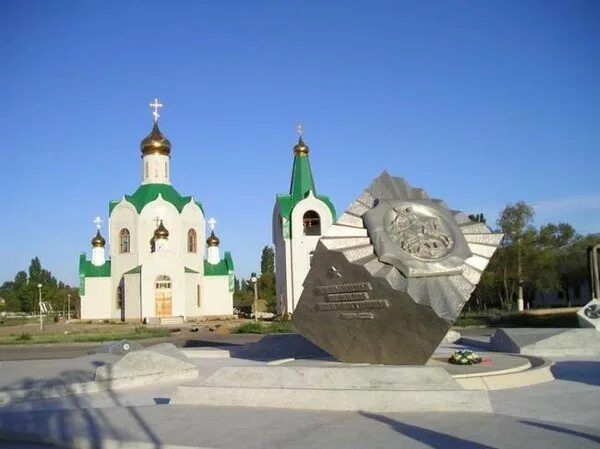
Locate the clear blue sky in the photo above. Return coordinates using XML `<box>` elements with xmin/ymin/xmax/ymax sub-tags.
<box><xmin>1</xmin><ymin>1</ymin><xmax>599</xmax><ymax>286</ymax></box>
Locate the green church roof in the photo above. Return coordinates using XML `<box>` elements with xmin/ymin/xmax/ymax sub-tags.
<box><xmin>109</xmin><ymin>183</ymin><xmax>204</xmax><ymax>215</ymax></box>
<box><xmin>275</xmin><ymin>150</ymin><xmax>336</xmax><ymax>238</ymax></box>
<box><xmin>78</xmin><ymin>253</ymin><xmax>111</xmax><ymax>295</ymax></box>
<box><xmin>204</xmin><ymin>251</ymin><xmax>234</xmax><ymax>276</ymax></box>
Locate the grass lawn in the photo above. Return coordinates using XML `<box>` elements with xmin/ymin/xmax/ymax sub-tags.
<box><xmin>0</xmin><ymin>325</ymin><xmax>171</xmax><ymax>345</ymax></box>
<box><xmin>455</xmin><ymin>310</ymin><xmax>579</xmax><ymax>328</ymax></box>
<box><xmin>231</xmin><ymin>321</ymin><xmax>294</xmax><ymax>334</ymax></box>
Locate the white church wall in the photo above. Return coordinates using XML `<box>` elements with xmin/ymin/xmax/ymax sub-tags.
<box><xmin>288</xmin><ymin>193</ymin><xmax>334</xmax><ymax>312</ymax></box>
<box><xmin>123</xmin><ymin>273</ymin><xmax>142</xmax><ymax>321</ymax></box>
<box><xmin>110</xmin><ymin>202</ymin><xmax>139</xmax><ymax>284</ymax></box>
<box><xmin>81</xmin><ymin>278</ymin><xmax>112</xmax><ymax>320</ymax></box>
<box><xmin>140</xmin><ymin>250</ymin><xmax>186</xmax><ymax>319</ymax></box>
<box><xmin>142</xmin><ymin>154</ymin><xmax>170</xmax><ymax>185</ymax></box>
<box><xmin>138</xmin><ymin>197</ymin><xmax>181</xmax><ymax>263</ymax></box>
<box><xmin>181</xmin><ymin>201</ymin><xmax>205</xmax><ymax>273</ymax></box>
<box><xmin>184</xmin><ymin>273</ymin><xmax>202</xmax><ymax>318</ymax></box>
<box><xmin>202</xmin><ymin>276</ymin><xmax>234</xmax><ymax>316</ymax></box>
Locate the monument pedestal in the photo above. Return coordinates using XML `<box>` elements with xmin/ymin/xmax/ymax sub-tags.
<box><xmin>577</xmin><ymin>298</ymin><xmax>600</xmax><ymax>330</ymax></box>
<box><xmin>172</xmin><ymin>365</ymin><xmax>492</xmax><ymax>412</ymax></box>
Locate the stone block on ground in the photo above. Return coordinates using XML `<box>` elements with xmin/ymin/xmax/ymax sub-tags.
<box><xmin>577</xmin><ymin>299</ymin><xmax>600</xmax><ymax>330</ymax></box>
<box><xmin>490</xmin><ymin>328</ymin><xmax>600</xmax><ymax>357</ymax></box>
<box><xmin>94</xmin><ymin>343</ymin><xmax>198</xmax><ymax>385</ymax></box>
<box><xmin>172</xmin><ymin>365</ymin><xmax>492</xmax><ymax>412</ymax></box>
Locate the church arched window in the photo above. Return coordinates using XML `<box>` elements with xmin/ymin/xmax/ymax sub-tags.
<box><xmin>155</xmin><ymin>275</ymin><xmax>171</xmax><ymax>289</ymax></box>
<box><xmin>119</xmin><ymin>228</ymin><xmax>130</xmax><ymax>253</ymax></box>
<box><xmin>188</xmin><ymin>229</ymin><xmax>197</xmax><ymax>253</ymax></box>
<box><xmin>303</xmin><ymin>211</ymin><xmax>321</xmax><ymax>236</ymax></box>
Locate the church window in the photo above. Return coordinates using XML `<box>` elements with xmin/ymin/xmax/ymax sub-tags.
<box><xmin>145</xmin><ymin>162</ymin><xmax>148</xmax><ymax>177</ymax></box>
<box><xmin>156</xmin><ymin>275</ymin><xmax>171</xmax><ymax>289</ymax></box>
<box><xmin>197</xmin><ymin>284</ymin><xmax>201</xmax><ymax>307</ymax></box>
<box><xmin>188</xmin><ymin>229</ymin><xmax>197</xmax><ymax>253</ymax></box>
<box><xmin>120</xmin><ymin>229</ymin><xmax>130</xmax><ymax>253</ymax></box>
<box><xmin>150</xmin><ymin>236</ymin><xmax>156</xmax><ymax>253</ymax></box>
<box><xmin>164</xmin><ymin>161</ymin><xmax>168</xmax><ymax>177</ymax></box>
<box><xmin>303</xmin><ymin>210</ymin><xmax>321</xmax><ymax>236</ymax></box>
<box><xmin>309</xmin><ymin>251</ymin><xmax>314</xmax><ymax>267</ymax></box>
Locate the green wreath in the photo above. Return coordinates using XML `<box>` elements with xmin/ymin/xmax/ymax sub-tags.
<box><xmin>448</xmin><ymin>350</ymin><xmax>482</xmax><ymax>365</ymax></box>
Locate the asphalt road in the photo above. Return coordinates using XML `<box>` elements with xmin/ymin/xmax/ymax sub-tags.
<box><xmin>0</xmin><ymin>332</ymin><xmax>263</xmax><ymax>361</ymax></box>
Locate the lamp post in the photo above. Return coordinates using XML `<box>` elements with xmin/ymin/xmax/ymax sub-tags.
<box><xmin>250</xmin><ymin>272</ymin><xmax>258</xmax><ymax>322</ymax></box>
<box><xmin>67</xmin><ymin>294</ymin><xmax>71</xmax><ymax>323</ymax></box>
<box><xmin>37</xmin><ymin>283</ymin><xmax>43</xmax><ymax>331</ymax></box>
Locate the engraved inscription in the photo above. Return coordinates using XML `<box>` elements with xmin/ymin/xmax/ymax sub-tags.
<box><xmin>315</xmin><ymin>299</ymin><xmax>389</xmax><ymax>312</ymax></box>
<box><xmin>315</xmin><ymin>282</ymin><xmax>372</xmax><ymax>295</ymax></box>
<box><xmin>341</xmin><ymin>312</ymin><xmax>375</xmax><ymax>320</ymax></box>
<box><xmin>385</xmin><ymin>206</ymin><xmax>453</xmax><ymax>260</ymax></box>
<box><xmin>327</xmin><ymin>292</ymin><xmax>370</xmax><ymax>302</ymax></box>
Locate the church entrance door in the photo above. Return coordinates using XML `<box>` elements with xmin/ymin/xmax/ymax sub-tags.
<box><xmin>155</xmin><ymin>275</ymin><xmax>172</xmax><ymax>317</ymax></box>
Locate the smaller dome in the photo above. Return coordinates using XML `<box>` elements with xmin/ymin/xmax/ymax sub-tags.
<box><xmin>154</xmin><ymin>220</ymin><xmax>169</xmax><ymax>240</ymax></box>
<box><xmin>141</xmin><ymin>122</ymin><xmax>171</xmax><ymax>157</ymax></box>
<box><xmin>206</xmin><ymin>230</ymin><xmax>220</xmax><ymax>247</ymax></box>
<box><xmin>91</xmin><ymin>230</ymin><xmax>106</xmax><ymax>248</ymax></box>
<box><xmin>293</xmin><ymin>136</ymin><xmax>309</xmax><ymax>156</ymax></box>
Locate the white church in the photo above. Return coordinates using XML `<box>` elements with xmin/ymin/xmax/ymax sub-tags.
<box><xmin>273</xmin><ymin>127</ymin><xmax>336</xmax><ymax>315</ymax></box>
<box><xmin>79</xmin><ymin>100</ymin><xmax>234</xmax><ymax>323</ymax></box>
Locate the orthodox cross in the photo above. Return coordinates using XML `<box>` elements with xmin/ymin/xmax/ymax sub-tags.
<box><xmin>153</xmin><ymin>216</ymin><xmax>162</xmax><ymax>228</ymax></box>
<box><xmin>93</xmin><ymin>216</ymin><xmax>103</xmax><ymax>230</ymax></box>
<box><xmin>296</xmin><ymin>122</ymin><xmax>304</xmax><ymax>137</ymax></box>
<box><xmin>149</xmin><ymin>98</ymin><xmax>163</xmax><ymax>123</ymax></box>
<box><xmin>208</xmin><ymin>217</ymin><xmax>217</xmax><ymax>232</ymax></box>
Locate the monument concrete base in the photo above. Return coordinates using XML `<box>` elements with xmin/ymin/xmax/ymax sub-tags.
<box><xmin>490</xmin><ymin>328</ymin><xmax>600</xmax><ymax>357</ymax></box>
<box><xmin>577</xmin><ymin>298</ymin><xmax>600</xmax><ymax>330</ymax></box>
<box><xmin>172</xmin><ymin>366</ymin><xmax>492</xmax><ymax>412</ymax></box>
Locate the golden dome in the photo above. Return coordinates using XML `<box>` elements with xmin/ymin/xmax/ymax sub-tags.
<box><xmin>154</xmin><ymin>220</ymin><xmax>169</xmax><ymax>240</ymax></box>
<box><xmin>141</xmin><ymin>122</ymin><xmax>171</xmax><ymax>157</ymax></box>
<box><xmin>91</xmin><ymin>230</ymin><xmax>106</xmax><ymax>248</ymax></box>
<box><xmin>206</xmin><ymin>230</ymin><xmax>220</xmax><ymax>247</ymax></box>
<box><xmin>293</xmin><ymin>136</ymin><xmax>309</xmax><ymax>156</ymax></box>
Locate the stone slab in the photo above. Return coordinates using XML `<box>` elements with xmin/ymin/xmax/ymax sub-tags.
<box><xmin>172</xmin><ymin>365</ymin><xmax>492</xmax><ymax>412</ymax></box>
<box><xmin>578</xmin><ymin>298</ymin><xmax>600</xmax><ymax>330</ymax></box>
<box><xmin>490</xmin><ymin>328</ymin><xmax>600</xmax><ymax>357</ymax></box>
<box><xmin>94</xmin><ymin>343</ymin><xmax>198</xmax><ymax>382</ymax></box>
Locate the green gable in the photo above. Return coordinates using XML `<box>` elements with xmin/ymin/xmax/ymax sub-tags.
<box><xmin>204</xmin><ymin>251</ymin><xmax>234</xmax><ymax>276</ymax></box>
<box><xmin>78</xmin><ymin>253</ymin><xmax>111</xmax><ymax>295</ymax></box>
<box><xmin>109</xmin><ymin>183</ymin><xmax>204</xmax><ymax>215</ymax></box>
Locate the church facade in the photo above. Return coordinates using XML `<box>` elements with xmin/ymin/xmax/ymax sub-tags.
<box><xmin>272</xmin><ymin>129</ymin><xmax>336</xmax><ymax>315</ymax></box>
<box><xmin>79</xmin><ymin>100</ymin><xmax>234</xmax><ymax>322</ymax></box>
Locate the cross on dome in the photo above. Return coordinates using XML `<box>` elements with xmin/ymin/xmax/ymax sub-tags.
<box><xmin>153</xmin><ymin>216</ymin><xmax>162</xmax><ymax>227</ymax></box>
<box><xmin>208</xmin><ymin>217</ymin><xmax>217</xmax><ymax>231</ymax></box>
<box><xmin>149</xmin><ymin>98</ymin><xmax>163</xmax><ymax>123</ymax></box>
<box><xmin>93</xmin><ymin>216</ymin><xmax>103</xmax><ymax>230</ymax></box>
<box><xmin>296</xmin><ymin>122</ymin><xmax>304</xmax><ymax>137</ymax></box>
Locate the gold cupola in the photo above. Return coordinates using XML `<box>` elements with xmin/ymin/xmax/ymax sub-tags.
<box><xmin>154</xmin><ymin>220</ymin><xmax>169</xmax><ymax>240</ymax></box>
<box><xmin>141</xmin><ymin>122</ymin><xmax>171</xmax><ymax>157</ymax></box>
<box><xmin>206</xmin><ymin>230</ymin><xmax>220</xmax><ymax>247</ymax></box>
<box><xmin>293</xmin><ymin>136</ymin><xmax>309</xmax><ymax>156</ymax></box>
<box><xmin>91</xmin><ymin>230</ymin><xmax>106</xmax><ymax>248</ymax></box>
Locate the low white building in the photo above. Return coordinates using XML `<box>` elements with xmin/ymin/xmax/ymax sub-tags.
<box><xmin>79</xmin><ymin>101</ymin><xmax>234</xmax><ymax>323</ymax></box>
<box><xmin>272</xmin><ymin>129</ymin><xmax>336</xmax><ymax>315</ymax></box>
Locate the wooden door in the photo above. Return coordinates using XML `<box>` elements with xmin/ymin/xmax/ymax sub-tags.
<box><xmin>155</xmin><ymin>290</ymin><xmax>172</xmax><ymax>317</ymax></box>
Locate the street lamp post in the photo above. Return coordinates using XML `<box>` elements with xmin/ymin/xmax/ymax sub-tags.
<box><xmin>67</xmin><ymin>294</ymin><xmax>71</xmax><ymax>323</ymax></box>
<box><xmin>37</xmin><ymin>283</ymin><xmax>43</xmax><ymax>331</ymax></box>
<box><xmin>250</xmin><ymin>272</ymin><xmax>258</xmax><ymax>322</ymax></box>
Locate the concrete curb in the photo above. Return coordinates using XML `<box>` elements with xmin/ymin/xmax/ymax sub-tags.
<box><xmin>0</xmin><ymin>431</ymin><xmax>210</xmax><ymax>449</ymax></box>
<box><xmin>0</xmin><ymin>369</ymin><xmax>198</xmax><ymax>406</ymax></box>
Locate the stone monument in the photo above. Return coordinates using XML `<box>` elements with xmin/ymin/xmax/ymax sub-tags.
<box><xmin>577</xmin><ymin>243</ymin><xmax>600</xmax><ymax>330</ymax></box>
<box><xmin>292</xmin><ymin>172</ymin><xmax>503</xmax><ymax>365</ymax></box>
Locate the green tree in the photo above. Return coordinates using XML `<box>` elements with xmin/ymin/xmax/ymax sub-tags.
<box><xmin>260</xmin><ymin>246</ymin><xmax>275</xmax><ymax>275</ymax></box>
<box><xmin>497</xmin><ymin>202</ymin><xmax>535</xmax><ymax>309</ymax></box>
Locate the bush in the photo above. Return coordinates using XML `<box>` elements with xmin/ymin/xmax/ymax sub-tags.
<box><xmin>231</xmin><ymin>321</ymin><xmax>293</xmax><ymax>334</ymax></box>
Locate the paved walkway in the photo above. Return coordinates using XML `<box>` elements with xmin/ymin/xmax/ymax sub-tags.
<box><xmin>0</xmin><ymin>336</ymin><xmax>598</xmax><ymax>448</ymax></box>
